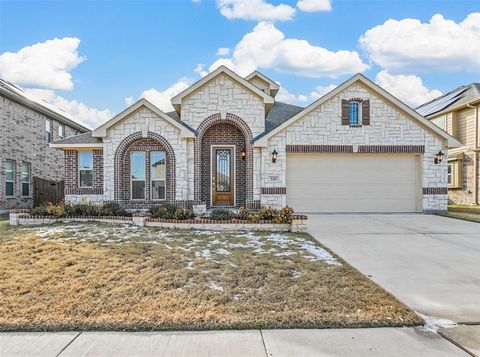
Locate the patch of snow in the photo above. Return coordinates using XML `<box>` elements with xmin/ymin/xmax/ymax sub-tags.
<box><xmin>186</xmin><ymin>261</ymin><xmax>194</xmax><ymax>270</ymax></box>
<box><xmin>208</xmin><ymin>282</ymin><xmax>224</xmax><ymax>292</ymax></box>
<box><xmin>215</xmin><ymin>248</ymin><xmax>231</xmax><ymax>256</ymax></box>
<box><xmin>195</xmin><ymin>249</ymin><xmax>211</xmax><ymax>259</ymax></box>
<box><xmin>298</xmin><ymin>241</ymin><xmax>341</xmax><ymax>266</ymax></box>
<box><xmin>275</xmin><ymin>251</ymin><xmax>295</xmax><ymax>257</ymax></box>
<box><xmin>418</xmin><ymin>314</ymin><xmax>457</xmax><ymax>333</ymax></box>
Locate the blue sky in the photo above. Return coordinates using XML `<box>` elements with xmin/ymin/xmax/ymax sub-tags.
<box><xmin>1</xmin><ymin>0</ymin><xmax>479</xmax><ymax>128</ymax></box>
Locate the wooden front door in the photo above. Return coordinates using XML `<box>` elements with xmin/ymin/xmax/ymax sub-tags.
<box><xmin>212</xmin><ymin>147</ymin><xmax>235</xmax><ymax>206</ymax></box>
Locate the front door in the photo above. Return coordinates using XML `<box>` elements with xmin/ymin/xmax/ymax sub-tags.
<box><xmin>212</xmin><ymin>147</ymin><xmax>235</xmax><ymax>206</ymax></box>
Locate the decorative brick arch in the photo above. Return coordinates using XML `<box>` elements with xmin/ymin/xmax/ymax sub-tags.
<box><xmin>195</xmin><ymin>113</ymin><xmax>254</xmax><ymax>207</ymax></box>
<box><xmin>114</xmin><ymin>131</ymin><xmax>176</xmax><ymax>205</ymax></box>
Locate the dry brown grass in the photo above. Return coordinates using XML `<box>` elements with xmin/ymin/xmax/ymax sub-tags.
<box><xmin>0</xmin><ymin>220</ymin><xmax>422</xmax><ymax>331</ymax></box>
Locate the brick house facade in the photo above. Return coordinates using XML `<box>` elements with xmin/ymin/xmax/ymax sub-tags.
<box><xmin>0</xmin><ymin>80</ymin><xmax>88</xmax><ymax>213</ymax></box>
<box><xmin>51</xmin><ymin>67</ymin><xmax>459</xmax><ymax>213</ymax></box>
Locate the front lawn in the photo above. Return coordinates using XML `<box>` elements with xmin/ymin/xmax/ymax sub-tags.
<box><xmin>0</xmin><ymin>220</ymin><xmax>422</xmax><ymax>330</ymax></box>
<box><xmin>444</xmin><ymin>205</ymin><xmax>480</xmax><ymax>223</ymax></box>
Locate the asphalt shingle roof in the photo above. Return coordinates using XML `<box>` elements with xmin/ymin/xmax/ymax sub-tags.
<box><xmin>53</xmin><ymin>131</ymin><xmax>101</xmax><ymax>145</ymax></box>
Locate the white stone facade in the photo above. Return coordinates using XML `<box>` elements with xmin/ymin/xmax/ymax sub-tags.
<box><xmin>259</xmin><ymin>83</ymin><xmax>448</xmax><ymax>211</ymax></box>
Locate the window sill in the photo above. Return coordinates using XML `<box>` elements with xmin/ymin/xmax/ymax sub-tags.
<box><xmin>5</xmin><ymin>196</ymin><xmax>16</xmax><ymax>199</ymax></box>
<box><xmin>349</xmin><ymin>124</ymin><xmax>362</xmax><ymax>128</ymax></box>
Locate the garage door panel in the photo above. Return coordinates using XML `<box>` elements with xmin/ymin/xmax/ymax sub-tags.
<box><xmin>286</xmin><ymin>154</ymin><xmax>419</xmax><ymax>213</ymax></box>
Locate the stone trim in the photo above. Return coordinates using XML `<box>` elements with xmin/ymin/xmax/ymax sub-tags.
<box><xmin>113</xmin><ymin>131</ymin><xmax>176</xmax><ymax>204</ymax></box>
<box><xmin>423</xmin><ymin>187</ymin><xmax>448</xmax><ymax>195</ymax></box>
<box><xmin>194</xmin><ymin>113</ymin><xmax>254</xmax><ymax>208</ymax></box>
<box><xmin>261</xmin><ymin>187</ymin><xmax>286</xmax><ymax>194</ymax></box>
<box><xmin>358</xmin><ymin>145</ymin><xmax>425</xmax><ymax>153</ymax></box>
<box><xmin>286</xmin><ymin>145</ymin><xmax>354</xmax><ymax>153</ymax></box>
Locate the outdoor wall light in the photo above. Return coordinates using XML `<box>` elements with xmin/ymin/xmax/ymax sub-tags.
<box><xmin>271</xmin><ymin>149</ymin><xmax>278</xmax><ymax>163</ymax></box>
<box><xmin>434</xmin><ymin>150</ymin><xmax>445</xmax><ymax>164</ymax></box>
<box><xmin>241</xmin><ymin>149</ymin><xmax>246</xmax><ymax>160</ymax></box>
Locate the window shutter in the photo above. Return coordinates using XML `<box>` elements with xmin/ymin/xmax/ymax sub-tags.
<box><xmin>341</xmin><ymin>99</ymin><xmax>349</xmax><ymax>125</ymax></box>
<box><xmin>362</xmin><ymin>100</ymin><xmax>370</xmax><ymax>125</ymax></box>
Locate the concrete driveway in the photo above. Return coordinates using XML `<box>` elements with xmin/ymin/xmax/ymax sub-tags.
<box><xmin>308</xmin><ymin>214</ymin><xmax>480</xmax><ymax>323</ymax></box>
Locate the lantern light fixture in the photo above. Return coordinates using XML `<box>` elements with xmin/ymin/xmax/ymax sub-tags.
<box><xmin>271</xmin><ymin>149</ymin><xmax>278</xmax><ymax>163</ymax></box>
<box><xmin>240</xmin><ymin>149</ymin><xmax>246</xmax><ymax>160</ymax></box>
<box><xmin>434</xmin><ymin>150</ymin><xmax>445</xmax><ymax>164</ymax></box>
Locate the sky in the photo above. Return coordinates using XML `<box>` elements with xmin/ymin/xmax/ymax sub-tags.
<box><xmin>0</xmin><ymin>0</ymin><xmax>479</xmax><ymax>129</ymax></box>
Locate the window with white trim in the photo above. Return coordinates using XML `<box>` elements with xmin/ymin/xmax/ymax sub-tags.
<box><xmin>150</xmin><ymin>151</ymin><xmax>166</xmax><ymax>200</ymax></box>
<box><xmin>131</xmin><ymin>151</ymin><xmax>146</xmax><ymax>199</ymax></box>
<box><xmin>447</xmin><ymin>163</ymin><xmax>452</xmax><ymax>185</ymax></box>
<box><xmin>58</xmin><ymin>124</ymin><xmax>65</xmax><ymax>139</ymax></box>
<box><xmin>349</xmin><ymin>101</ymin><xmax>362</xmax><ymax>125</ymax></box>
<box><xmin>45</xmin><ymin>119</ymin><xmax>52</xmax><ymax>143</ymax></box>
<box><xmin>78</xmin><ymin>151</ymin><xmax>93</xmax><ymax>187</ymax></box>
<box><xmin>21</xmin><ymin>162</ymin><xmax>31</xmax><ymax>196</ymax></box>
<box><xmin>5</xmin><ymin>160</ymin><xmax>15</xmax><ymax>197</ymax></box>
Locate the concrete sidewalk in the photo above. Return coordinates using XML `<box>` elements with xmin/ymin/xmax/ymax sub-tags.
<box><xmin>0</xmin><ymin>328</ymin><xmax>468</xmax><ymax>357</ymax></box>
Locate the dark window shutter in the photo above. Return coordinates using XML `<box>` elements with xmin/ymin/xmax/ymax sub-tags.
<box><xmin>362</xmin><ymin>100</ymin><xmax>370</xmax><ymax>125</ymax></box>
<box><xmin>341</xmin><ymin>99</ymin><xmax>349</xmax><ymax>125</ymax></box>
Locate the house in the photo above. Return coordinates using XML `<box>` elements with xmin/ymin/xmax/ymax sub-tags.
<box><xmin>50</xmin><ymin>66</ymin><xmax>459</xmax><ymax>213</ymax></box>
<box><xmin>417</xmin><ymin>84</ymin><xmax>480</xmax><ymax>206</ymax></box>
<box><xmin>0</xmin><ymin>80</ymin><xmax>89</xmax><ymax>213</ymax></box>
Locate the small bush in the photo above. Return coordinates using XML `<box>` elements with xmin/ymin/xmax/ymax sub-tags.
<box><xmin>237</xmin><ymin>207</ymin><xmax>254</xmax><ymax>221</ymax></box>
<box><xmin>257</xmin><ymin>206</ymin><xmax>277</xmax><ymax>221</ymax></box>
<box><xmin>65</xmin><ymin>204</ymin><xmax>100</xmax><ymax>216</ymax></box>
<box><xmin>210</xmin><ymin>208</ymin><xmax>234</xmax><ymax>221</ymax></box>
<box><xmin>275</xmin><ymin>205</ymin><xmax>294</xmax><ymax>224</ymax></box>
<box><xmin>174</xmin><ymin>208</ymin><xmax>193</xmax><ymax>220</ymax></box>
<box><xmin>99</xmin><ymin>202</ymin><xmax>127</xmax><ymax>216</ymax></box>
<box><xmin>30</xmin><ymin>206</ymin><xmax>48</xmax><ymax>216</ymax></box>
<box><xmin>149</xmin><ymin>203</ymin><xmax>178</xmax><ymax>219</ymax></box>
<box><xmin>45</xmin><ymin>202</ymin><xmax>65</xmax><ymax>217</ymax></box>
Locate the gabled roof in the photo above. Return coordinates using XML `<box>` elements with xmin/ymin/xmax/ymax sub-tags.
<box><xmin>171</xmin><ymin>65</ymin><xmax>274</xmax><ymax>113</ymax></box>
<box><xmin>50</xmin><ymin>131</ymin><xmax>103</xmax><ymax>149</ymax></box>
<box><xmin>0</xmin><ymin>79</ymin><xmax>89</xmax><ymax>132</ymax></box>
<box><xmin>254</xmin><ymin>73</ymin><xmax>461</xmax><ymax>148</ymax></box>
<box><xmin>264</xmin><ymin>101</ymin><xmax>304</xmax><ymax>134</ymax></box>
<box><xmin>245</xmin><ymin>70</ymin><xmax>280</xmax><ymax>97</ymax></box>
<box><xmin>92</xmin><ymin>98</ymin><xmax>195</xmax><ymax>138</ymax></box>
<box><xmin>416</xmin><ymin>83</ymin><xmax>480</xmax><ymax>117</ymax></box>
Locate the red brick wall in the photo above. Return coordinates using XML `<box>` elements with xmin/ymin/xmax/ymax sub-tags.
<box><xmin>201</xmin><ymin>122</ymin><xmax>246</xmax><ymax>207</ymax></box>
<box><xmin>64</xmin><ymin>149</ymin><xmax>103</xmax><ymax>195</ymax></box>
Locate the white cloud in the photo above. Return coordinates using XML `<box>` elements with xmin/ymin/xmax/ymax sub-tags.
<box><xmin>216</xmin><ymin>47</ymin><xmax>231</xmax><ymax>56</ymax></box>
<box><xmin>216</xmin><ymin>0</ymin><xmax>296</xmax><ymax>21</ymax></box>
<box><xmin>209</xmin><ymin>22</ymin><xmax>368</xmax><ymax>77</ymax></box>
<box><xmin>139</xmin><ymin>78</ymin><xmax>192</xmax><ymax>112</ymax></box>
<box><xmin>0</xmin><ymin>37</ymin><xmax>85</xmax><ymax>90</ymax></box>
<box><xmin>297</xmin><ymin>0</ymin><xmax>331</xmax><ymax>12</ymax></box>
<box><xmin>310</xmin><ymin>84</ymin><xmax>337</xmax><ymax>99</ymax></box>
<box><xmin>125</xmin><ymin>96</ymin><xmax>134</xmax><ymax>106</ymax></box>
<box><xmin>276</xmin><ymin>86</ymin><xmax>308</xmax><ymax>105</ymax></box>
<box><xmin>194</xmin><ymin>64</ymin><xmax>208</xmax><ymax>77</ymax></box>
<box><xmin>360</xmin><ymin>13</ymin><xmax>480</xmax><ymax>72</ymax></box>
<box><xmin>25</xmin><ymin>88</ymin><xmax>111</xmax><ymax>129</ymax></box>
<box><xmin>374</xmin><ymin>70</ymin><xmax>442</xmax><ymax>107</ymax></box>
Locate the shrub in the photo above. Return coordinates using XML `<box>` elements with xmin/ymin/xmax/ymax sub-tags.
<box><xmin>149</xmin><ymin>203</ymin><xmax>178</xmax><ymax>219</ymax></box>
<box><xmin>174</xmin><ymin>208</ymin><xmax>193</xmax><ymax>220</ymax></box>
<box><xmin>45</xmin><ymin>202</ymin><xmax>65</xmax><ymax>217</ymax></box>
<box><xmin>31</xmin><ymin>206</ymin><xmax>48</xmax><ymax>216</ymax></box>
<box><xmin>99</xmin><ymin>202</ymin><xmax>127</xmax><ymax>216</ymax></box>
<box><xmin>237</xmin><ymin>207</ymin><xmax>254</xmax><ymax>221</ymax></box>
<box><xmin>210</xmin><ymin>208</ymin><xmax>234</xmax><ymax>221</ymax></box>
<box><xmin>257</xmin><ymin>206</ymin><xmax>277</xmax><ymax>221</ymax></box>
<box><xmin>65</xmin><ymin>203</ymin><xmax>100</xmax><ymax>216</ymax></box>
<box><xmin>275</xmin><ymin>205</ymin><xmax>294</xmax><ymax>224</ymax></box>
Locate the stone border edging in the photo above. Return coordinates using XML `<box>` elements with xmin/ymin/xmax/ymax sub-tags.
<box><xmin>9</xmin><ymin>212</ymin><xmax>308</xmax><ymax>232</ymax></box>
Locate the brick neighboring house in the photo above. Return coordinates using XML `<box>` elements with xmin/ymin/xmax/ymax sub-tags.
<box><xmin>417</xmin><ymin>84</ymin><xmax>480</xmax><ymax>205</ymax></box>
<box><xmin>51</xmin><ymin>66</ymin><xmax>459</xmax><ymax>213</ymax></box>
<box><xmin>0</xmin><ymin>80</ymin><xmax>89</xmax><ymax>213</ymax></box>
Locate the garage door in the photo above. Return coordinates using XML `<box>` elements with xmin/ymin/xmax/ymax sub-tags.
<box><xmin>286</xmin><ymin>154</ymin><xmax>420</xmax><ymax>213</ymax></box>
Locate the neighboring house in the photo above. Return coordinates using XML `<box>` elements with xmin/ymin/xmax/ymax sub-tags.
<box><xmin>0</xmin><ymin>80</ymin><xmax>89</xmax><ymax>213</ymax></box>
<box><xmin>417</xmin><ymin>84</ymin><xmax>480</xmax><ymax>205</ymax></box>
<box><xmin>51</xmin><ymin>66</ymin><xmax>459</xmax><ymax>213</ymax></box>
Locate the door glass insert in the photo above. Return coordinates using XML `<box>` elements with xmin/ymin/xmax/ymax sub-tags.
<box><xmin>216</xmin><ymin>149</ymin><xmax>231</xmax><ymax>192</ymax></box>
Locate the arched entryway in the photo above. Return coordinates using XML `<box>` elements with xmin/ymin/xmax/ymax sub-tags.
<box><xmin>114</xmin><ymin>131</ymin><xmax>176</xmax><ymax>206</ymax></box>
<box><xmin>195</xmin><ymin>113</ymin><xmax>253</xmax><ymax>208</ymax></box>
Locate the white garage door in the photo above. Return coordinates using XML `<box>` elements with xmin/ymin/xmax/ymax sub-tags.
<box><xmin>286</xmin><ymin>154</ymin><xmax>420</xmax><ymax>213</ymax></box>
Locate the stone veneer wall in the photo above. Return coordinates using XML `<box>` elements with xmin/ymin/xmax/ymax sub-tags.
<box><xmin>180</xmin><ymin>74</ymin><xmax>266</xmax><ymax>138</ymax></box>
<box><xmin>102</xmin><ymin>107</ymin><xmax>192</xmax><ymax>203</ymax></box>
<box><xmin>0</xmin><ymin>94</ymin><xmax>80</xmax><ymax>211</ymax></box>
<box><xmin>260</xmin><ymin>83</ymin><xmax>448</xmax><ymax>212</ymax></box>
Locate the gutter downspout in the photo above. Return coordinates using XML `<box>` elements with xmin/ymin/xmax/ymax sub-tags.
<box><xmin>467</xmin><ymin>103</ymin><xmax>479</xmax><ymax>204</ymax></box>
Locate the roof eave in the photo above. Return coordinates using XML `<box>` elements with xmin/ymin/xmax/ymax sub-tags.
<box><xmin>49</xmin><ymin>143</ymin><xmax>104</xmax><ymax>149</ymax></box>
